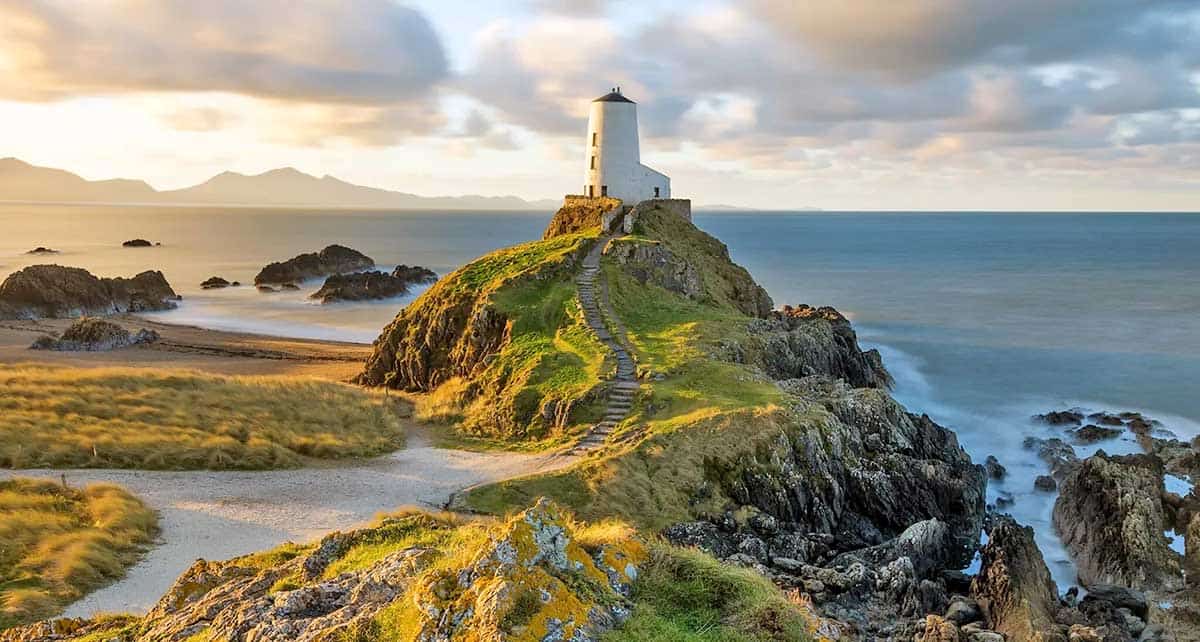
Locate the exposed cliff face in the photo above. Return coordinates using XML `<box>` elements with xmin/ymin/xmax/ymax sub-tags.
<box><xmin>617</xmin><ymin>202</ymin><xmax>773</xmax><ymax>318</ymax></box>
<box><xmin>0</xmin><ymin>265</ymin><xmax>179</xmax><ymax>319</ymax></box>
<box><xmin>543</xmin><ymin>196</ymin><xmax>622</xmax><ymax>239</ymax></box>
<box><xmin>971</xmin><ymin>516</ymin><xmax>1062</xmax><ymax>642</ymax></box>
<box><xmin>1053</xmin><ymin>452</ymin><xmax>1183</xmax><ymax>592</ymax></box>
<box><xmin>733</xmin><ymin>305</ymin><xmax>891</xmax><ymax>389</ymax></box>
<box><xmin>357</xmin><ymin>234</ymin><xmax>600</xmax><ymax>438</ymax></box>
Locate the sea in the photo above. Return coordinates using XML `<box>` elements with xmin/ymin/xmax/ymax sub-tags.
<box><xmin>3</xmin><ymin>203</ymin><xmax>1199</xmax><ymax>591</ymax></box>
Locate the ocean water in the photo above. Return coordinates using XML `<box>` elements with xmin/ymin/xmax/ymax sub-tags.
<box><xmin>3</xmin><ymin>204</ymin><xmax>1198</xmax><ymax>591</ymax></box>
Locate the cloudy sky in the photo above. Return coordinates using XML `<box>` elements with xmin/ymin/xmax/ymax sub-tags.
<box><xmin>2</xmin><ymin>0</ymin><xmax>1198</xmax><ymax>210</ymax></box>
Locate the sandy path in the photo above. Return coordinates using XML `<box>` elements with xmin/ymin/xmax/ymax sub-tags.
<box><xmin>2</xmin><ymin>431</ymin><xmax>575</xmax><ymax>618</ymax></box>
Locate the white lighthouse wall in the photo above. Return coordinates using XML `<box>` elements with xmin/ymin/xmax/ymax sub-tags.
<box><xmin>583</xmin><ymin>100</ymin><xmax>671</xmax><ymax>203</ymax></box>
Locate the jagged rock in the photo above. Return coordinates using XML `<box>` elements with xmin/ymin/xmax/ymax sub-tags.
<box><xmin>309</xmin><ymin>265</ymin><xmax>436</xmax><ymax>304</ymax></box>
<box><xmin>1025</xmin><ymin>436</ymin><xmax>1081</xmax><ymax>479</ymax></box>
<box><xmin>254</xmin><ymin>244</ymin><xmax>374</xmax><ymax>285</ymax></box>
<box><xmin>1187</xmin><ymin>513</ymin><xmax>1200</xmax><ymax>585</ymax></box>
<box><xmin>29</xmin><ymin>317</ymin><xmax>158</xmax><ymax>351</ymax></box>
<box><xmin>1079</xmin><ymin>585</ymin><xmax>1148</xmax><ymax>620</ymax></box>
<box><xmin>1089</xmin><ymin>413</ymin><xmax>1126</xmax><ymax>427</ymax></box>
<box><xmin>743</xmin><ymin>305</ymin><xmax>891</xmax><ymax>389</ymax></box>
<box><xmin>4</xmin><ymin>501</ymin><xmax>645</xmax><ymax>642</ymax></box>
<box><xmin>1036</xmin><ymin>475</ymin><xmax>1058</xmax><ymax>492</ymax></box>
<box><xmin>122</xmin><ymin>238</ymin><xmax>153</xmax><ymax>247</ymax></box>
<box><xmin>1073</xmin><ymin>424</ymin><xmax>1123</xmax><ymax>444</ymax></box>
<box><xmin>985</xmin><ymin>455</ymin><xmax>1007</xmax><ymax>480</ymax></box>
<box><xmin>24</xmin><ymin>247</ymin><xmax>58</xmax><ymax>255</ymax></box>
<box><xmin>1053</xmin><ymin>452</ymin><xmax>1183</xmax><ymax>591</ymax></box>
<box><xmin>970</xmin><ymin>515</ymin><xmax>1064</xmax><ymax>642</ymax></box>
<box><xmin>605</xmin><ymin>238</ymin><xmax>704</xmax><ymax>302</ymax></box>
<box><xmin>0</xmin><ymin>265</ymin><xmax>179</xmax><ymax>319</ymax></box>
<box><xmin>1038</xmin><ymin>410</ymin><xmax>1085</xmax><ymax>426</ymax></box>
<box><xmin>916</xmin><ymin>614</ymin><xmax>961</xmax><ymax>642</ymax></box>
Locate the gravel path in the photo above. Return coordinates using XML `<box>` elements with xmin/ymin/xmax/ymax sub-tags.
<box><xmin>2</xmin><ymin>432</ymin><xmax>574</xmax><ymax>618</ymax></box>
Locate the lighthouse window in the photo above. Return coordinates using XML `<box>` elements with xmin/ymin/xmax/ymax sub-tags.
<box><xmin>590</xmin><ymin>155</ymin><xmax>596</xmax><ymax>169</ymax></box>
<box><xmin>592</xmin><ymin>132</ymin><xmax>597</xmax><ymax>146</ymax></box>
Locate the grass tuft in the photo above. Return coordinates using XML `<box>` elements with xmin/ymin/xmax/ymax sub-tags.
<box><xmin>0</xmin><ymin>364</ymin><xmax>406</xmax><ymax>470</ymax></box>
<box><xmin>0</xmin><ymin>478</ymin><xmax>158</xmax><ymax>629</ymax></box>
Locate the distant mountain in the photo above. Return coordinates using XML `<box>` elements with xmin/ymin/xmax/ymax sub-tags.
<box><xmin>0</xmin><ymin>158</ymin><xmax>559</xmax><ymax>210</ymax></box>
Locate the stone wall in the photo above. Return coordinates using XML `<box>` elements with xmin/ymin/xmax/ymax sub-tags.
<box><xmin>543</xmin><ymin>195</ymin><xmax>624</xmax><ymax>239</ymax></box>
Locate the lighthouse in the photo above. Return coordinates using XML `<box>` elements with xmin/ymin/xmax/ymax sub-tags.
<box><xmin>582</xmin><ymin>88</ymin><xmax>670</xmax><ymax>203</ymax></box>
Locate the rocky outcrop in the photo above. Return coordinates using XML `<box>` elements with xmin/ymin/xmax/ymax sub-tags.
<box><xmin>24</xmin><ymin>247</ymin><xmax>58</xmax><ymax>255</ymax></box>
<box><xmin>604</xmin><ymin>238</ymin><xmax>703</xmax><ymax>301</ymax></box>
<box><xmin>121</xmin><ymin>239</ymin><xmax>154</xmax><ymax>247</ymax></box>
<box><xmin>1053</xmin><ymin>452</ymin><xmax>1183</xmax><ymax>591</ymax></box>
<box><xmin>2</xmin><ymin>501</ymin><xmax>646</xmax><ymax>642</ymax></box>
<box><xmin>201</xmin><ymin>276</ymin><xmax>240</xmax><ymax>289</ymax></box>
<box><xmin>737</xmin><ymin>305</ymin><xmax>891</xmax><ymax>389</ymax></box>
<box><xmin>29</xmin><ymin>317</ymin><xmax>158</xmax><ymax>351</ymax></box>
<box><xmin>0</xmin><ymin>265</ymin><xmax>179</xmax><ymax>319</ymax></box>
<box><xmin>310</xmin><ymin>265</ymin><xmax>436</xmax><ymax>304</ymax></box>
<box><xmin>543</xmin><ymin>195</ymin><xmax>622</xmax><ymax>238</ymax></box>
<box><xmin>253</xmin><ymin>244</ymin><xmax>374</xmax><ymax>285</ymax></box>
<box><xmin>618</xmin><ymin>202</ymin><xmax>774</xmax><ymax>318</ymax></box>
<box><xmin>970</xmin><ymin>516</ymin><xmax>1063</xmax><ymax>642</ymax></box>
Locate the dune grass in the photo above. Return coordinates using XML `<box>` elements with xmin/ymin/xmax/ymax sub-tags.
<box><xmin>0</xmin><ymin>364</ymin><xmax>406</xmax><ymax>470</ymax></box>
<box><xmin>0</xmin><ymin>478</ymin><xmax>158</xmax><ymax>629</ymax></box>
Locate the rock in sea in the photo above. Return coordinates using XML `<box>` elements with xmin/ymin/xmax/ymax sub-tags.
<box><xmin>254</xmin><ymin>244</ymin><xmax>374</xmax><ymax>285</ymax></box>
<box><xmin>0</xmin><ymin>264</ymin><xmax>180</xmax><ymax>319</ymax></box>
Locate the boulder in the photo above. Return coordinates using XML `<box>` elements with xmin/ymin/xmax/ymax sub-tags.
<box><xmin>122</xmin><ymin>238</ymin><xmax>154</xmax><ymax>247</ymax></box>
<box><xmin>1025</xmin><ymin>436</ymin><xmax>1081</xmax><ymax>479</ymax></box>
<box><xmin>1035</xmin><ymin>475</ymin><xmax>1058</xmax><ymax>492</ymax></box>
<box><xmin>254</xmin><ymin>244</ymin><xmax>374</xmax><ymax>285</ymax></box>
<box><xmin>917</xmin><ymin>614</ymin><xmax>961</xmax><ymax>642</ymax></box>
<box><xmin>310</xmin><ymin>265</ymin><xmax>437</xmax><ymax>304</ymax></box>
<box><xmin>1073</xmin><ymin>424</ymin><xmax>1123</xmax><ymax>444</ymax></box>
<box><xmin>985</xmin><ymin>455</ymin><xmax>1007</xmax><ymax>480</ymax></box>
<box><xmin>1053</xmin><ymin>452</ymin><xmax>1183</xmax><ymax>591</ymax></box>
<box><xmin>29</xmin><ymin>317</ymin><xmax>158</xmax><ymax>351</ymax></box>
<box><xmin>200</xmin><ymin>276</ymin><xmax>232</xmax><ymax>289</ymax></box>
<box><xmin>0</xmin><ymin>265</ymin><xmax>179</xmax><ymax>319</ymax></box>
<box><xmin>970</xmin><ymin>515</ymin><xmax>1064</xmax><ymax>642</ymax></box>
<box><xmin>25</xmin><ymin>247</ymin><xmax>58</xmax><ymax>255</ymax></box>
<box><xmin>1037</xmin><ymin>410</ymin><xmax>1085</xmax><ymax>426</ymax></box>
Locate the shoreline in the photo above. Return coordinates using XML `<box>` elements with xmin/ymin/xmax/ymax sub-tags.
<box><xmin>0</xmin><ymin>314</ymin><xmax>372</xmax><ymax>379</ymax></box>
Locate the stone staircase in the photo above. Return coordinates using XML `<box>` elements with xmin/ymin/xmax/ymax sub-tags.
<box><xmin>572</xmin><ymin>234</ymin><xmax>638</xmax><ymax>453</ymax></box>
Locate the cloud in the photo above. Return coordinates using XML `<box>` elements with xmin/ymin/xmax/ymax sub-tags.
<box><xmin>161</xmin><ymin>107</ymin><xmax>237</xmax><ymax>132</ymax></box>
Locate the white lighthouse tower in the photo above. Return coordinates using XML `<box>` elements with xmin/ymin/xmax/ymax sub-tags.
<box><xmin>583</xmin><ymin>88</ymin><xmax>670</xmax><ymax>203</ymax></box>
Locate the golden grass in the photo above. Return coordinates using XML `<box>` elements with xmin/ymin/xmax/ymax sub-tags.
<box><xmin>0</xmin><ymin>364</ymin><xmax>405</xmax><ymax>470</ymax></box>
<box><xmin>0</xmin><ymin>478</ymin><xmax>158</xmax><ymax>629</ymax></box>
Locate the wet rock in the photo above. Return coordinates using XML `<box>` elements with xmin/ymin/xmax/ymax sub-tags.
<box><xmin>309</xmin><ymin>265</ymin><xmax>436</xmax><ymax>304</ymax></box>
<box><xmin>1036</xmin><ymin>475</ymin><xmax>1058</xmax><ymax>492</ymax></box>
<box><xmin>25</xmin><ymin>247</ymin><xmax>58</xmax><ymax>255</ymax></box>
<box><xmin>1079</xmin><ymin>584</ymin><xmax>1148</xmax><ymax>620</ymax></box>
<box><xmin>254</xmin><ymin>244</ymin><xmax>374</xmax><ymax>285</ymax></box>
<box><xmin>1025</xmin><ymin>436</ymin><xmax>1081</xmax><ymax>479</ymax></box>
<box><xmin>201</xmin><ymin>276</ymin><xmax>232</xmax><ymax>289</ymax></box>
<box><xmin>970</xmin><ymin>515</ymin><xmax>1064</xmax><ymax>642</ymax></box>
<box><xmin>29</xmin><ymin>317</ymin><xmax>158</xmax><ymax>351</ymax></box>
<box><xmin>944</xmin><ymin>596</ymin><xmax>982</xmax><ymax>625</ymax></box>
<box><xmin>1188</xmin><ymin>513</ymin><xmax>1200</xmax><ymax>585</ymax></box>
<box><xmin>281</xmin><ymin>283</ymin><xmax>300</xmax><ymax>291</ymax></box>
<box><xmin>257</xmin><ymin>285</ymin><xmax>277</xmax><ymax>293</ymax></box>
<box><xmin>122</xmin><ymin>238</ymin><xmax>153</xmax><ymax>247</ymax></box>
<box><xmin>1037</xmin><ymin>410</ymin><xmax>1085</xmax><ymax>426</ymax></box>
<box><xmin>985</xmin><ymin>455</ymin><xmax>1007</xmax><ymax>480</ymax></box>
<box><xmin>1089</xmin><ymin>413</ymin><xmax>1125</xmax><ymax>427</ymax></box>
<box><xmin>1073</xmin><ymin>424</ymin><xmax>1123</xmax><ymax>444</ymax></box>
<box><xmin>0</xmin><ymin>265</ymin><xmax>179</xmax><ymax>319</ymax></box>
<box><xmin>1053</xmin><ymin>452</ymin><xmax>1182</xmax><ymax>591</ymax></box>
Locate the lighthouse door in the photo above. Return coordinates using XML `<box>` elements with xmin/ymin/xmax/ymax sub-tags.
<box><xmin>601</xmin><ymin>185</ymin><xmax>608</xmax><ymax>197</ymax></box>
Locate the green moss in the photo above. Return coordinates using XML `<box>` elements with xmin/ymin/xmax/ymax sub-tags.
<box><xmin>605</xmin><ymin>545</ymin><xmax>813</xmax><ymax>642</ymax></box>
